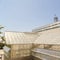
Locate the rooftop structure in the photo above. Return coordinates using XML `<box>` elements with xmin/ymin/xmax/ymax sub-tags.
<box><xmin>54</xmin><ymin>15</ymin><xmax>59</xmax><ymax>22</ymax></box>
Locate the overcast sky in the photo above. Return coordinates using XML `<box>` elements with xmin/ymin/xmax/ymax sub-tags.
<box><xmin>0</xmin><ymin>0</ymin><xmax>60</xmax><ymax>32</ymax></box>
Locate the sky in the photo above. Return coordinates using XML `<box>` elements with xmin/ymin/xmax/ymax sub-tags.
<box><xmin>0</xmin><ymin>0</ymin><xmax>60</xmax><ymax>32</ymax></box>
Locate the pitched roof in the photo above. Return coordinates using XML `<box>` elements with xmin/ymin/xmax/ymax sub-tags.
<box><xmin>5</xmin><ymin>31</ymin><xmax>38</xmax><ymax>44</ymax></box>
<box><xmin>34</xmin><ymin>27</ymin><xmax>60</xmax><ymax>44</ymax></box>
<box><xmin>32</xmin><ymin>21</ymin><xmax>60</xmax><ymax>32</ymax></box>
<box><xmin>5</xmin><ymin>22</ymin><xmax>60</xmax><ymax>45</ymax></box>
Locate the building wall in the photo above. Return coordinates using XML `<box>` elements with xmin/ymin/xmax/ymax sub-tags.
<box><xmin>33</xmin><ymin>44</ymin><xmax>60</xmax><ymax>51</ymax></box>
<box><xmin>10</xmin><ymin>44</ymin><xmax>33</xmax><ymax>59</ymax></box>
<box><xmin>49</xmin><ymin>45</ymin><xmax>60</xmax><ymax>51</ymax></box>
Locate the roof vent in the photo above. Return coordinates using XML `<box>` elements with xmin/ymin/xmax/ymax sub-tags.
<box><xmin>54</xmin><ymin>15</ymin><xmax>59</xmax><ymax>22</ymax></box>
